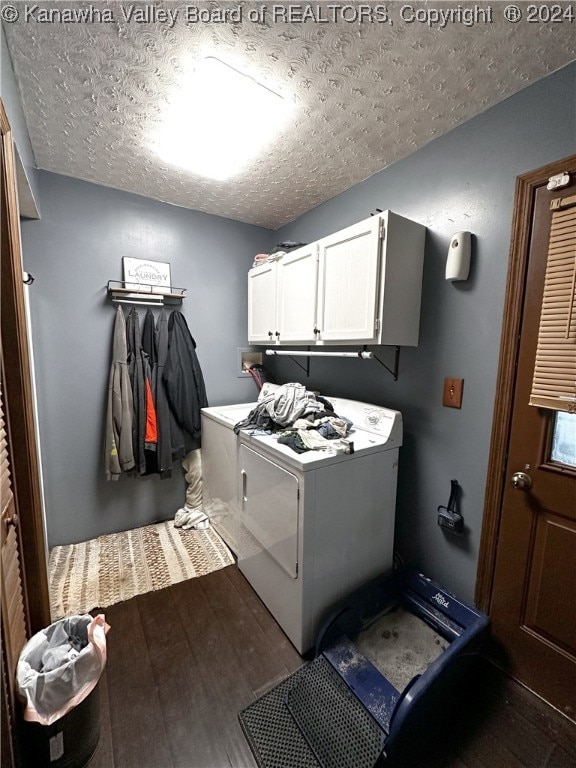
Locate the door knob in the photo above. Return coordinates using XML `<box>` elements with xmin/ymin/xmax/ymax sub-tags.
<box><xmin>5</xmin><ymin>513</ymin><xmax>19</xmax><ymax>530</ymax></box>
<box><xmin>511</xmin><ymin>471</ymin><xmax>533</xmax><ymax>491</ymax></box>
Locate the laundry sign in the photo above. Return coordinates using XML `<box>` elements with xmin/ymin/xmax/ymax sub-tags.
<box><xmin>123</xmin><ymin>257</ymin><xmax>171</xmax><ymax>293</ymax></box>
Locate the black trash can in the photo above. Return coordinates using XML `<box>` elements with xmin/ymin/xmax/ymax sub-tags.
<box><xmin>16</xmin><ymin>615</ymin><xmax>108</xmax><ymax>768</ymax></box>
<box><xmin>20</xmin><ymin>684</ymin><xmax>101</xmax><ymax>768</ymax></box>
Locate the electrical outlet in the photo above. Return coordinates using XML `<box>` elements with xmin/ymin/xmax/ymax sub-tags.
<box><xmin>443</xmin><ymin>377</ymin><xmax>464</xmax><ymax>408</ymax></box>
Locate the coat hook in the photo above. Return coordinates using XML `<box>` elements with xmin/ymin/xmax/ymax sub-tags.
<box><xmin>23</xmin><ymin>272</ymin><xmax>35</xmax><ymax>285</ymax></box>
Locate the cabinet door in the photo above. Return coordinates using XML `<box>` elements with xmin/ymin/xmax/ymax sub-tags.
<box><xmin>317</xmin><ymin>216</ymin><xmax>382</xmax><ymax>342</ymax></box>
<box><xmin>276</xmin><ymin>245</ymin><xmax>319</xmax><ymax>343</ymax></box>
<box><xmin>248</xmin><ymin>262</ymin><xmax>277</xmax><ymax>344</ymax></box>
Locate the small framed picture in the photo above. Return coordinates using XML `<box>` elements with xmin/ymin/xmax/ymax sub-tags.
<box><xmin>123</xmin><ymin>258</ymin><xmax>172</xmax><ymax>293</ymax></box>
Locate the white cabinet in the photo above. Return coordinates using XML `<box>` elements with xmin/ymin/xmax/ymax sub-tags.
<box><xmin>276</xmin><ymin>244</ymin><xmax>319</xmax><ymax>344</ymax></box>
<box><xmin>247</xmin><ymin>260</ymin><xmax>278</xmax><ymax>344</ymax></box>
<box><xmin>317</xmin><ymin>216</ymin><xmax>381</xmax><ymax>343</ymax></box>
<box><xmin>247</xmin><ymin>210</ymin><xmax>426</xmax><ymax>347</ymax></box>
<box><xmin>248</xmin><ymin>245</ymin><xmax>319</xmax><ymax>345</ymax></box>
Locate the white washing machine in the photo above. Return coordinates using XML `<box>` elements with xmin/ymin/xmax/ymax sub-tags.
<box><xmin>201</xmin><ymin>402</ymin><xmax>255</xmax><ymax>554</ymax></box>
<box><xmin>202</xmin><ymin>397</ymin><xmax>402</xmax><ymax>654</ymax></box>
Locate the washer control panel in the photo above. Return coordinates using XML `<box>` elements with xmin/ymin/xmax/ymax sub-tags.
<box><xmin>326</xmin><ymin>397</ymin><xmax>401</xmax><ymax>443</ymax></box>
<box><xmin>361</xmin><ymin>407</ymin><xmax>396</xmax><ymax>437</ymax></box>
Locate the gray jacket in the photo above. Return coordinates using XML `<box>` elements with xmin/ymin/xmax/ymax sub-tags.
<box><xmin>105</xmin><ymin>307</ymin><xmax>135</xmax><ymax>480</ymax></box>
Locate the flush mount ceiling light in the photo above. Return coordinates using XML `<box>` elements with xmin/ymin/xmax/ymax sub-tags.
<box><xmin>154</xmin><ymin>57</ymin><xmax>293</xmax><ymax>181</ymax></box>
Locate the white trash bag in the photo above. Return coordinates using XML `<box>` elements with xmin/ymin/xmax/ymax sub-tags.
<box><xmin>17</xmin><ymin>614</ymin><xmax>108</xmax><ymax>726</ymax></box>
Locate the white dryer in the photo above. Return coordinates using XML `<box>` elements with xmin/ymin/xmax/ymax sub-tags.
<box><xmin>201</xmin><ymin>397</ymin><xmax>402</xmax><ymax>654</ymax></box>
<box><xmin>235</xmin><ymin>397</ymin><xmax>402</xmax><ymax>654</ymax></box>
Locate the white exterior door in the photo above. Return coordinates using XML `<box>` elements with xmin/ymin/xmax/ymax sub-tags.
<box><xmin>248</xmin><ymin>262</ymin><xmax>277</xmax><ymax>344</ymax></box>
<box><xmin>276</xmin><ymin>245</ymin><xmax>319</xmax><ymax>343</ymax></box>
<box><xmin>317</xmin><ymin>216</ymin><xmax>382</xmax><ymax>342</ymax></box>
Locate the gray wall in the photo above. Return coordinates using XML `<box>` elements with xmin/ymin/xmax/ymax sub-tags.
<box><xmin>268</xmin><ymin>63</ymin><xmax>576</xmax><ymax>603</ymax></box>
<box><xmin>21</xmin><ymin>172</ymin><xmax>270</xmax><ymax>547</ymax></box>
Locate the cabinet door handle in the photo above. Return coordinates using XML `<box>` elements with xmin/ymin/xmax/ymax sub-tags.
<box><xmin>268</xmin><ymin>331</ymin><xmax>273</xmax><ymax>338</ymax></box>
<box><xmin>313</xmin><ymin>327</ymin><xmax>320</xmax><ymax>335</ymax></box>
<box><xmin>275</xmin><ymin>331</ymin><xmax>280</xmax><ymax>338</ymax></box>
<box><xmin>241</xmin><ymin>469</ymin><xmax>247</xmax><ymax>503</ymax></box>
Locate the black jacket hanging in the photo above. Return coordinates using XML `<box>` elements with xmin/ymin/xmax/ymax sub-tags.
<box><xmin>142</xmin><ymin>309</ymin><xmax>158</xmax><ymax>371</ymax></box>
<box><xmin>163</xmin><ymin>311</ymin><xmax>208</xmax><ymax>454</ymax></box>
<box><xmin>126</xmin><ymin>307</ymin><xmax>146</xmax><ymax>475</ymax></box>
<box><xmin>141</xmin><ymin>309</ymin><xmax>159</xmax><ymax>475</ymax></box>
<box><xmin>154</xmin><ymin>309</ymin><xmax>181</xmax><ymax>475</ymax></box>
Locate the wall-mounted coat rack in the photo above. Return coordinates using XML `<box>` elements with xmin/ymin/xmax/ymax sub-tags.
<box><xmin>265</xmin><ymin>345</ymin><xmax>401</xmax><ymax>380</ymax></box>
<box><xmin>106</xmin><ymin>280</ymin><xmax>186</xmax><ymax>307</ymax></box>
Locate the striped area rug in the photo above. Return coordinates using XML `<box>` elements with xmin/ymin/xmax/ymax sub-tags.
<box><xmin>48</xmin><ymin>521</ymin><xmax>234</xmax><ymax>620</ymax></box>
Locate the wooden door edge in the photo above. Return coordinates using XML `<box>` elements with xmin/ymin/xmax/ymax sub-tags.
<box><xmin>0</xmin><ymin>98</ymin><xmax>51</xmax><ymax>631</ymax></box>
<box><xmin>475</xmin><ymin>154</ymin><xmax>576</xmax><ymax>613</ymax></box>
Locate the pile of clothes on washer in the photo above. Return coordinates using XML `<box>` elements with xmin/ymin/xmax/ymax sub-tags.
<box><xmin>234</xmin><ymin>382</ymin><xmax>352</xmax><ymax>454</ymax></box>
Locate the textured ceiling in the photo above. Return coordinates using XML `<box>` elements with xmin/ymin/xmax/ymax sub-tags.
<box><xmin>4</xmin><ymin>1</ymin><xmax>575</xmax><ymax>228</ymax></box>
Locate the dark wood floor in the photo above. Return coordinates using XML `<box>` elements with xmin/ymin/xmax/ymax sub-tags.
<box><xmin>86</xmin><ymin>565</ymin><xmax>575</xmax><ymax>768</ymax></box>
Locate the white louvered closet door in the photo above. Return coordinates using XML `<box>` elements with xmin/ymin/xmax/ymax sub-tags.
<box><xmin>0</xmin><ymin>369</ymin><xmax>28</xmax><ymax>689</ymax></box>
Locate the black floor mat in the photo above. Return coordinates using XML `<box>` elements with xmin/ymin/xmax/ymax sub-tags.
<box><xmin>239</xmin><ymin>657</ymin><xmax>385</xmax><ymax>768</ymax></box>
<box><xmin>287</xmin><ymin>657</ymin><xmax>386</xmax><ymax>768</ymax></box>
<box><xmin>239</xmin><ymin>664</ymin><xmax>320</xmax><ymax>768</ymax></box>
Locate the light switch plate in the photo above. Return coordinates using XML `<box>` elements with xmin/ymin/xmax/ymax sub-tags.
<box><xmin>443</xmin><ymin>377</ymin><xmax>464</xmax><ymax>408</ymax></box>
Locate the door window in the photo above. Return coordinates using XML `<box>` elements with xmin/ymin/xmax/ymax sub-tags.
<box><xmin>550</xmin><ymin>411</ymin><xmax>576</xmax><ymax>468</ymax></box>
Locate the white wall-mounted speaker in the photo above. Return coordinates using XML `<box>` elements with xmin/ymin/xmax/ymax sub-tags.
<box><xmin>446</xmin><ymin>231</ymin><xmax>471</xmax><ymax>282</ymax></box>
